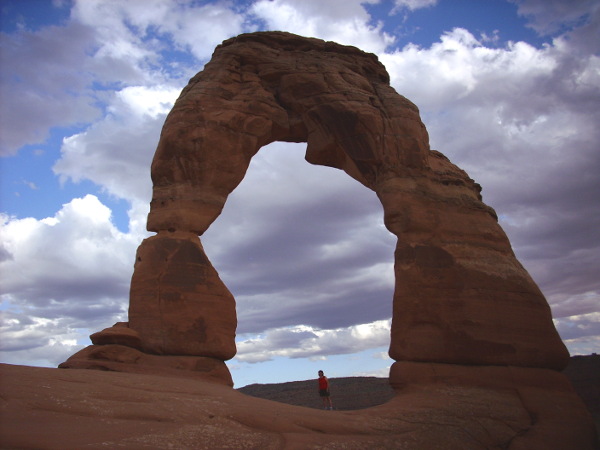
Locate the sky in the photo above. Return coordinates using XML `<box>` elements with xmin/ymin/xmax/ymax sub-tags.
<box><xmin>0</xmin><ymin>0</ymin><xmax>598</xmax><ymax>388</ymax></box>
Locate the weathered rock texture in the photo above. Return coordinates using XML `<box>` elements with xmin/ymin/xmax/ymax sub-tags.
<box><xmin>58</xmin><ymin>31</ymin><xmax>596</xmax><ymax>446</ymax></box>
<box><xmin>64</xmin><ymin>29</ymin><xmax>566</xmax><ymax>378</ymax></box>
<box><xmin>1</xmin><ymin>364</ymin><xmax>598</xmax><ymax>449</ymax></box>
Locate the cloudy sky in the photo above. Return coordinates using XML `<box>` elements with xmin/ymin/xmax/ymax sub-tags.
<box><xmin>1</xmin><ymin>0</ymin><xmax>598</xmax><ymax>388</ymax></box>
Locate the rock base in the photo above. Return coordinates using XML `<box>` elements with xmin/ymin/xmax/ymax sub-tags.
<box><xmin>2</xmin><ymin>363</ymin><xmax>598</xmax><ymax>449</ymax></box>
<box><xmin>390</xmin><ymin>361</ymin><xmax>598</xmax><ymax>449</ymax></box>
<box><xmin>59</xmin><ymin>344</ymin><xmax>233</xmax><ymax>386</ymax></box>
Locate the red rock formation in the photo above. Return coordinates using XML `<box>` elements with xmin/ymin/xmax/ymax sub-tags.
<box><xmin>147</xmin><ymin>31</ymin><xmax>565</xmax><ymax>367</ymax></box>
<box><xmin>54</xmin><ymin>29</ymin><xmax>596</xmax><ymax>447</ymax></box>
<box><xmin>64</xmin><ymin>30</ymin><xmax>569</xmax><ymax>376</ymax></box>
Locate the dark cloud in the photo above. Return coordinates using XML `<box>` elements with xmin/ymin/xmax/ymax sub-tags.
<box><xmin>509</xmin><ymin>0</ymin><xmax>598</xmax><ymax>36</ymax></box>
<box><xmin>236</xmin><ymin>282</ymin><xmax>394</xmax><ymax>334</ymax></box>
<box><xmin>0</xmin><ymin>22</ymin><xmax>100</xmax><ymax>155</ymax></box>
<box><xmin>235</xmin><ymin>319</ymin><xmax>391</xmax><ymax>363</ymax></box>
<box><xmin>202</xmin><ymin>144</ymin><xmax>396</xmax><ymax>333</ymax></box>
<box><xmin>555</xmin><ymin>314</ymin><xmax>600</xmax><ymax>341</ymax></box>
<box><xmin>0</xmin><ymin>195</ymin><xmax>137</xmax><ymax>338</ymax></box>
<box><xmin>0</xmin><ymin>244</ymin><xmax>13</xmax><ymax>262</ymax></box>
<box><xmin>27</xmin><ymin>298</ymin><xmax>126</xmax><ymax>324</ymax></box>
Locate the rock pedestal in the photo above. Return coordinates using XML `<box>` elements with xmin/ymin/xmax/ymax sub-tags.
<box><xmin>60</xmin><ymin>232</ymin><xmax>236</xmax><ymax>386</ymax></box>
<box><xmin>378</xmin><ymin>151</ymin><xmax>567</xmax><ymax>370</ymax></box>
<box><xmin>59</xmin><ymin>32</ymin><xmax>595</xmax><ymax>445</ymax></box>
<box><xmin>127</xmin><ymin>231</ymin><xmax>236</xmax><ymax>359</ymax></box>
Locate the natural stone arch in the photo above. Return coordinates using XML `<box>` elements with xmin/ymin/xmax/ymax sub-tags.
<box><xmin>61</xmin><ymin>31</ymin><xmax>568</xmax><ymax>386</ymax></box>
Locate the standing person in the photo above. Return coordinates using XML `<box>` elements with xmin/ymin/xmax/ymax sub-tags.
<box><xmin>317</xmin><ymin>370</ymin><xmax>333</xmax><ymax>410</ymax></box>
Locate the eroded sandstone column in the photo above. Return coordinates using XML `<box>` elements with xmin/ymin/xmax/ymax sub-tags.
<box><xmin>128</xmin><ymin>231</ymin><xmax>236</xmax><ymax>359</ymax></box>
<box><xmin>377</xmin><ymin>152</ymin><xmax>569</xmax><ymax>372</ymax></box>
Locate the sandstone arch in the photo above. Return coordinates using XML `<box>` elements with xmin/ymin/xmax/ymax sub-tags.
<box><xmin>62</xmin><ymin>31</ymin><xmax>568</xmax><ymax>386</ymax></box>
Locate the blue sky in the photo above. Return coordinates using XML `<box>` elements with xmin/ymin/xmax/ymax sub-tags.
<box><xmin>1</xmin><ymin>0</ymin><xmax>599</xmax><ymax>388</ymax></box>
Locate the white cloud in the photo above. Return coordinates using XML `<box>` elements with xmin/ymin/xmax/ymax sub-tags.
<box><xmin>392</xmin><ymin>0</ymin><xmax>438</xmax><ymax>12</ymax></box>
<box><xmin>509</xmin><ymin>0</ymin><xmax>599</xmax><ymax>35</ymax></box>
<box><xmin>72</xmin><ymin>0</ymin><xmax>246</xmax><ymax>64</ymax></box>
<box><xmin>0</xmin><ymin>0</ymin><xmax>246</xmax><ymax>157</ymax></box>
<box><xmin>71</xmin><ymin>0</ymin><xmax>162</xmax><ymax>80</ymax></box>
<box><xmin>555</xmin><ymin>312</ymin><xmax>600</xmax><ymax>355</ymax></box>
<box><xmin>0</xmin><ymin>195</ymin><xmax>139</xmax><ymax>317</ymax></box>
<box><xmin>0</xmin><ymin>194</ymin><xmax>147</xmax><ymax>367</ymax></box>
<box><xmin>0</xmin><ymin>312</ymin><xmax>84</xmax><ymax>367</ymax></box>
<box><xmin>235</xmin><ymin>319</ymin><xmax>391</xmax><ymax>363</ymax></box>
<box><xmin>160</xmin><ymin>2</ymin><xmax>246</xmax><ymax>60</ymax></box>
<box><xmin>53</xmin><ymin>85</ymin><xmax>180</xmax><ymax>205</ymax></box>
<box><xmin>381</xmin><ymin>28</ymin><xmax>559</xmax><ymax>112</ymax></box>
<box><xmin>114</xmin><ymin>85</ymin><xmax>178</xmax><ymax>118</ymax></box>
<box><xmin>250</xmin><ymin>0</ymin><xmax>395</xmax><ymax>53</ymax></box>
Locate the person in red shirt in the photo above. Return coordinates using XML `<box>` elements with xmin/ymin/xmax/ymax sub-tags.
<box><xmin>317</xmin><ymin>370</ymin><xmax>333</xmax><ymax>410</ymax></box>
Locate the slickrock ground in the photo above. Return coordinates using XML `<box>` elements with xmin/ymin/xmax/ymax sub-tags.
<box><xmin>238</xmin><ymin>376</ymin><xmax>395</xmax><ymax>411</ymax></box>
<box><xmin>562</xmin><ymin>355</ymin><xmax>600</xmax><ymax>436</ymax></box>
<box><xmin>240</xmin><ymin>355</ymin><xmax>600</xmax><ymax>434</ymax></box>
<box><xmin>1</xmin><ymin>361</ymin><xmax>598</xmax><ymax>449</ymax></box>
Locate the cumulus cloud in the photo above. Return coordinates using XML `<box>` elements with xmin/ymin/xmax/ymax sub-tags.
<box><xmin>0</xmin><ymin>310</ymin><xmax>84</xmax><ymax>367</ymax></box>
<box><xmin>392</xmin><ymin>0</ymin><xmax>438</xmax><ymax>13</ymax></box>
<box><xmin>53</xmin><ymin>84</ymin><xmax>180</xmax><ymax>205</ymax></box>
<box><xmin>0</xmin><ymin>21</ymin><xmax>100</xmax><ymax>155</ymax></box>
<box><xmin>249</xmin><ymin>0</ymin><xmax>395</xmax><ymax>53</ymax></box>
<box><xmin>509</xmin><ymin>0</ymin><xmax>599</xmax><ymax>35</ymax></box>
<box><xmin>236</xmin><ymin>320</ymin><xmax>391</xmax><ymax>363</ymax></box>
<box><xmin>0</xmin><ymin>194</ymin><xmax>145</xmax><ymax>365</ymax></box>
<box><xmin>0</xmin><ymin>0</ymin><xmax>246</xmax><ymax>157</ymax></box>
<box><xmin>72</xmin><ymin>0</ymin><xmax>247</xmax><ymax>62</ymax></box>
<box><xmin>0</xmin><ymin>195</ymin><xmax>138</xmax><ymax>328</ymax></box>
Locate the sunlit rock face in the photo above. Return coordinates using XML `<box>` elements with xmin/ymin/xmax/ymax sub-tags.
<box><xmin>63</xmin><ymin>31</ymin><xmax>568</xmax><ymax>383</ymax></box>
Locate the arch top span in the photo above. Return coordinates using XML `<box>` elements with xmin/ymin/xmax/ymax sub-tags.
<box><xmin>148</xmin><ymin>31</ymin><xmax>431</xmax><ymax>235</ymax></box>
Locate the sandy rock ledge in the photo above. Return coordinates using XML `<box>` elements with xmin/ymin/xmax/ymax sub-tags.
<box><xmin>1</xmin><ymin>363</ymin><xmax>597</xmax><ymax>449</ymax></box>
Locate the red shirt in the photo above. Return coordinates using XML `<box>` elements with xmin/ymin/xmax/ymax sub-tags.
<box><xmin>318</xmin><ymin>376</ymin><xmax>328</xmax><ymax>390</ymax></box>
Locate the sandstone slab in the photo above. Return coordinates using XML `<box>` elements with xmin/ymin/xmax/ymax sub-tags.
<box><xmin>1</xmin><ymin>364</ymin><xmax>597</xmax><ymax>449</ymax></box>
<box><xmin>59</xmin><ymin>344</ymin><xmax>233</xmax><ymax>386</ymax></box>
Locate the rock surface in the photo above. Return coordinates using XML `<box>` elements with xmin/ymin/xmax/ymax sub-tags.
<box><xmin>1</xmin><ymin>363</ymin><xmax>597</xmax><ymax>449</ymax></box>
<box><xmin>239</xmin><ymin>355</ymin><xmax>599</xmax><ymax>424</ymax></box>
<box><xmin>239</xmin><ymin>376</ymin><xmax>396</xmax><ymax>411</ymax></box>
<box><xmin>127</xmin><ymin>231</ymin><xmax>236</xmax><ymax>359</ymax></box>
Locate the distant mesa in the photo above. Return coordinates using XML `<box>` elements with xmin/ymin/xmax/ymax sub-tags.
<box><xmin>57</xmin><ymin>31</ymin><xmax>597</xmax><ymax>448</ymax></box>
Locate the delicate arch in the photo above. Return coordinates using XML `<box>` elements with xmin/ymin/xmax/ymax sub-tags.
<box><xmin>62</xmin><ymin>32</ymin><xmax>568</xmax><ymax>386</ymax></box>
